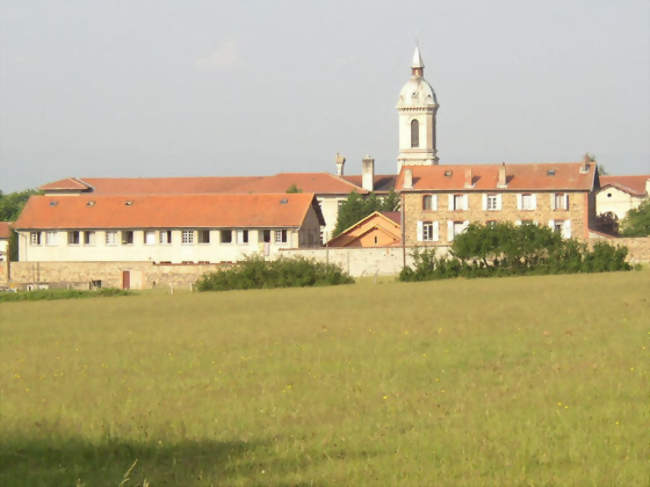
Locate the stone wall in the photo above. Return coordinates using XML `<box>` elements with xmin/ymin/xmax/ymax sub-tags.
<box><xmin>280</xmin><ymin>246</ymin><xmax>450</xmax><ymax>277</ymax></box>
<box><xmin>588</xmin><ymin>234</ymin><xmax>650</xmax><ymax>264</ymax></box>
<box><xmin>7</xmin><ymin>261</ymin><xmax>228</xmax><ymax>290</ymax></box>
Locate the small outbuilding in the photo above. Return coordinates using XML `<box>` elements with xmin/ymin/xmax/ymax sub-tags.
<box><xmin>327</xmin><ymin>211</ymin><xmax>401</xmax><ymax>248</ymax></box>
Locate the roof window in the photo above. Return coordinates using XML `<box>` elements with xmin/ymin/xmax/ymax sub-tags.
<box><xmin>280</xmin><ymin>198</ymin><xmax>288</xmax><ymax>204</ymax></box>
<box><xmin>125</xmin><ymin>201</ymin><xmax>133</xmax><ymax>206</ymax></box>
<box><xmin>547</xmin><ymin>169</ymin><xmax>556</xmax><ymax>176</ymax></box>
<box><xmin>444</xmin><ymin>170</ymin><xmax>453</xmax><ymax>177</ymax></box>
<box><xmin>49</xmin><ymin>200</ymin><xmax>58</xmax><ymax>206</ymax></box>
<box><xmin>86</xmin><ymin>201</ymin><xmax>95</xmax><ymax>207</ymax></box>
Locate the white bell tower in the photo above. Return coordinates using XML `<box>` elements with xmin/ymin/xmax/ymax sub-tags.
<box><xmin>397</xmin><ymin>47</ymin><xmax>439</xmax><ymax>171</ymax></box>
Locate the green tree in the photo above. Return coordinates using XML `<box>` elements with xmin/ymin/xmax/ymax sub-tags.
<box><xmin>619</xmin><ymin>199</ymin><xmax>650</xmax><ymax>237</ymax></box>
<box><xmin>332</xmin><ymin>190</ymin><xmax>400</xmax><ymax>237</ymax></box>
<box><xmin>0</xmin><ymin>189</ymin><xmax>38</xmax><ymax>221</ymax></box>
<box><xmin>286</xmin><ymin>184</ymin><xmax>302</xmax><ymax>193</ymax></box>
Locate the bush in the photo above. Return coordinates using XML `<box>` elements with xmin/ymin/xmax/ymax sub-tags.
<box><xmin>399</xmin><ymin>223</ymin><xmax>631</xmax><ymax>282</ymax></box>
<box><xmin>196</xmin><ymin>256</ymin><xmax>354</xmax><ymax>291</ymax></box>
<box><xmin>0</xmin><ymin>287</ymin><xmax>132</xmax><ymax>302</ymax></box>
<box><xmin>619</xmin><ymin>199</ymin><xmax>650</xmax><ymax>237</ymax></box>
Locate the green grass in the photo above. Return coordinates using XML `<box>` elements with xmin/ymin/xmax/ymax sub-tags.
<box><xmin>1</xmin><ymin>271</ymin><xmax>648</xmax><ymax>486</ymax></box>
<box><xmin>0</xmin><ymin>287</ymin><xmax>132</xmax><ymax>302</ymax></box>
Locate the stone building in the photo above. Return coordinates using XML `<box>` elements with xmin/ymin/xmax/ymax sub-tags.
<box><xmin>396</xmin><ymin>160</ymin><xmax>599</xmax><ymax>245</ymax></box>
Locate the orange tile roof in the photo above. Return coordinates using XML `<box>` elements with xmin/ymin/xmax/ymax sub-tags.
<box><xmin>599</xmin><ymin>175</ymin><xmax>649</xmax><ymax>197</ymax></box>
<box><xmin>81</xmin><ymin>177</ymin><xmax>263</xmax><ymax>194</ymax></box>
<box><xmin>15</xmin><ymin>194</ymin><xmax>323</xmax><ymax>230</ymax></box>
<box><xmin>230</xmin><ymin>173</ymin><xmax>366</xmax><ymax>194</ymax></box>
<box><xmin>327</xmin><ymin>211</ymin><xmax>401</xmax><ymax>247</ymax></box>
<box><xmin>395</xmin><ymin>162</ymin><xmax>597</xmax><ymax>191</ymax></box>
<box><xmin>39</xmin><ymin>178</ymin><xmax>92</xmax><ymax>191</ymax></box>
<box><xmin>38</xmin><ymin>173</ymin><xmax>366</xmax><ymax>196</ymax></box>
<box><xmin>381</xmin><ymin>211</ymin><xmax>401</xmax><ymax>224</ymax></box>
<box><xmin>0</xmin><ymin>221</ymin><xmax>12</xmax><ymax>239</ymax></box>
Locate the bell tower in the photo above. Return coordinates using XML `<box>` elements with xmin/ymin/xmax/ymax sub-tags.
<box><xmin>397</xmin><ymin>47</ymin><xmax>439</xmax><ymax>171</ymax></box>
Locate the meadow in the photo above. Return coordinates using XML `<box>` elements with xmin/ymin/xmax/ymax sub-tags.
<box><xmin>1</xmin><ymin>271</ymin><xmax>648</xmax><ymax>486</ymax></box>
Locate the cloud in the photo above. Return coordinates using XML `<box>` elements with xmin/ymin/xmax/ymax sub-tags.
<box><xmin>195</xmin><ymin>40</ymin><xmax>239</xmax><ymax>71</ymax></box>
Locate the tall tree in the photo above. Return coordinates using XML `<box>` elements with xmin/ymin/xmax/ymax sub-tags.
<box><xmin>0</xmin><ymin>189</ymin><xmax>37</xmax><ymax>221</ymax></box>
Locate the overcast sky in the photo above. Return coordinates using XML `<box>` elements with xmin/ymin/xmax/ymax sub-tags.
<box><xmin>1</xmin><ymin>0</ymin><xmax>648</xmax><ymax>193</ymax></box>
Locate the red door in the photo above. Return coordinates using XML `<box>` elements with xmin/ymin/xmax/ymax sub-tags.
<box><xmin>122</xmin><ymin>270</ymin><xmax>130</xmax><ymax>289</ymax></box>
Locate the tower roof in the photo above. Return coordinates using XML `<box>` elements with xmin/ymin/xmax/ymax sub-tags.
<box><xmin>411</xmin><ymin>46</ymin><xmax>424</xmax><ymax>69</ymax></box>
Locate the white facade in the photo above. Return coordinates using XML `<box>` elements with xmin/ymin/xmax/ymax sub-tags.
<box><xmin>0</xmin><ymin>239</ymin><xmax>7</xmax><ymax>261</ymax></box>
<box><xmin>397</xmin><ymin>47</ymin><xmax>439</xmax><ymax>171</ymax></box>
<box><xmin>596</xmin><ymin>183</ymin><xmax>649</xmax><ymax>220</ymax></box>
<box><xmin>17</xmin><ymin>227</ymin><xmax>315</xmax><ymax>263</ymax></box>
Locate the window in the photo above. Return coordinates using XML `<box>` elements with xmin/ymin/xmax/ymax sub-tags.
<box><xmin>453</xmin><ymin>194</ymin><xmax>465</xmax><ymax>210</ymax></box>
<box><xmin>220</xmin><ymin>230</ymin><xmax>232</xmax><ymax>243</ymax></box>
<box><xmin>262</xmin><ymin>230</ymin><xmax>271</xmax><ymax>243</ymax></box>
<box><xmin>198</xmin><ymin>230</ymin><xmax>211</xmax><ymax>243</ymax></box>
<box><xmin>553</xmin><ymin>220</ymin><xmax>563</xmax><ymax>233</ymax></box>
<box><xmin>30</xmin><ymin>232</ymin><xmax>41</xmax><ymax>245</ymax></box>
<box><xmin>519</xmin><ymin>193</ymin><xmax>536</xmax><ymax>210</ymax></box>
<box><xmin>553</xmin><ymin>193</ymin><xmax>569</xmax><ymax>210</ymax></box>
<box><xmin>144</xmin><ymin>230</ymin><xmax>156</xmax><ymax>245</ymax></box>
<box><xmin>275</xmin><ymin>229</ymin><xmax>287</xmax><ymax>243</ymax></box>
<box><xmin>182</xmin><ymin>230</ymin><xmax>194</xmax><ymax>244</ymax></box>
<box><xmin>67</xmin><ymin>231</ymin><xmax>80</xmax><ymax>245</ymax></box>
<box><xmin>238</xmin><ymin>230</ymin><xmax>249</xmax><ymax>244</ymax></box>
<box><xmin>486</xmin><ymin>194</ymin><xmax>498</xmax><ymax>210</ymax></box>
<box><xmin>422</xmin><ymin>222</ymin><xmax>434</xmax><ymax>241</ymax></box>
<box><xmin>422</xmin><ymin>195</ymin><xmax>437</xmax><ymax>210</ymax></box>
<box><xmin>122</xmin><ymin>231</ymin><xmax>134</xmax><ymax>245</ymax></box>
<box><xmin>84</xmin><ymin>231</ymin><xmax>96</xmax><ymax>245</ymax></box>
<box><xmin>417</xmin><ymin>221</ymin><xmax>438</xmax><ymax>241</ymax></box>
<box><xmin>447</xmin><ymin>221</ymin><xmax>468</xmax><ymax>241</ymax></box>
<box><xmin>410</xmin><ymin>119</ymin><xmax>419</xmax><ymax>147</ymax></box>
<box><xmin>105</xmin><ymin>231</ymin><xmax>117</xmax><ymax>245</ymax></box>
<box><xmin>45</xmin><ymin>231</ymin><xmax>58</xmax><ymax>246</ymax></box>
<box><xmin>159</xmin><ymin>230</ymin><xmax>172</xmax><ymax>244</ymax></box>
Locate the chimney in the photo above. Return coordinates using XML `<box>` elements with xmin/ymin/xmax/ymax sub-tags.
<box><xmin>464</xmin><ymin>168</ymin><xmax>473</xmax><ymax>188</ymax></box>
<box><xmin>580</xmin><ymin>154</ymin><xmax>591</xmax><ymax>174</ymax></box>
<box><xmin>497</xmin><ymin>162</ymin><xmax>507</xmax><ymax>188</ymax></box>
<box><xmin>335</xmin><ymin>153</ymin><xmax>346</xmax><ymax>176</ymax></box>
<box><xmin>362</xmin><ymin>154</ymin><xmax>375</xmax><ymax>192</ymax></box>
<box><xmin>403</xmin><ymin>168</ymin><xmax>413</xmax><ymax>190</ymax></box>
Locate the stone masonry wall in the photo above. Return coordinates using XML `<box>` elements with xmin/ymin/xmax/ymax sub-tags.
<box><xmin>588</xmin><ymin>234</ymin><xmax>650</xmax><ymax>264</ymax></box>
<box><xmin>403</xmin><ymin>191</ymin><xmax>591</xmax><ymax>246</ymax></box>
<box><xmin>8</xmin><ymin>261</ymin><xmax>229</xmax><ymax>290</ymax></box>
<box><xmin>280</xmin><ymin>246</ymin><xmax>450</xmax><ymax>277</ymax></box>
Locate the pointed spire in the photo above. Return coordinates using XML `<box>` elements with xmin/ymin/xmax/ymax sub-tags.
<box><xmin>411</xmin><ymin>46</ymin><xmax>424</xmax><ymax>69</ymax></box>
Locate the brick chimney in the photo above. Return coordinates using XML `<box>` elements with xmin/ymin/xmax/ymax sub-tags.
<box><xmin>403</xmin><ymin>168</ymin><xmax>413</xmax><ymax>189</ymax></box>
<box><xmin>464</xmin><ymin>168</ymin><xmax>473</xmax><ymax>188</ymax></box>
<box><xmin>362</xmin><ymin>155</ymin><xmax>375</xmax><ymax>192</ymax></box>
<box><xmin>335</xmin><ymin>153</ymin><xmax>346</xmax><ymax>177</ymax></box>
<box><xmin>497</xmin><ymin>163</ymin><xmax>507</xmax><ymax>188</ymax></box>
<box><xmin>580</xmin><ymin>154</ymin><xmax>591</xmax><ymax>174</ymax></box>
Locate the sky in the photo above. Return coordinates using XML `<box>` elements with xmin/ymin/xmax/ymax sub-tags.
<box><xmin>1</xmin><ymin>0</ymin><xmax>648</xmax><ymax>193</ymax></box>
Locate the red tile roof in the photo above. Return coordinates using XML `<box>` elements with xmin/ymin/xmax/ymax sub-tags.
<box><xmin>39</xmin><ymin>178</ymin><xmax>92</xmax><ymax>191</ymax></box>
<box><xmin>341</xmin><ymin>174</ymin><xmax>397</xmax><ymax>192</ymax></box>
<box><xmin>38</xmin><ymin>173</ymin><xmax>366</xmax><ymax>196</ymax></box>
<box><xmin>80</xmin><ymin>177</ymin><xmax>263</xmax><ymax>194</ymax></box>
<box><xmin>230</xmin><ymin>173</ymin><xmax>366</xmax><ymax>195</ymax></box>
<box><xmin>0</xmin><ymin>221</ymin><xmax>12</xmax><ymax>239</ymax></box>
<box><xmin>15</xmin><ymin>194</ymin><xmax>323</xmax><ymax>230</ymax></box>
<box><xmin>381</xmin><ymin>211</ymin><xmax>401</xmax><ymax>224</ymax></box>
<box><xmin>599</xmin><ymin>175</ymin><xmax>649</xmax><ymax>197</ymax></box>
<box><xmin>395</xmin><ymin>162</ymin><xmax>597</xmax><ymax>191</ymax></box>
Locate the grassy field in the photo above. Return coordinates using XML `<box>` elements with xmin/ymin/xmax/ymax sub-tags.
<box><xmin>1</xmin><ymin>271</ymin><xmax>648</xmax><ymax>486</ymax></box>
